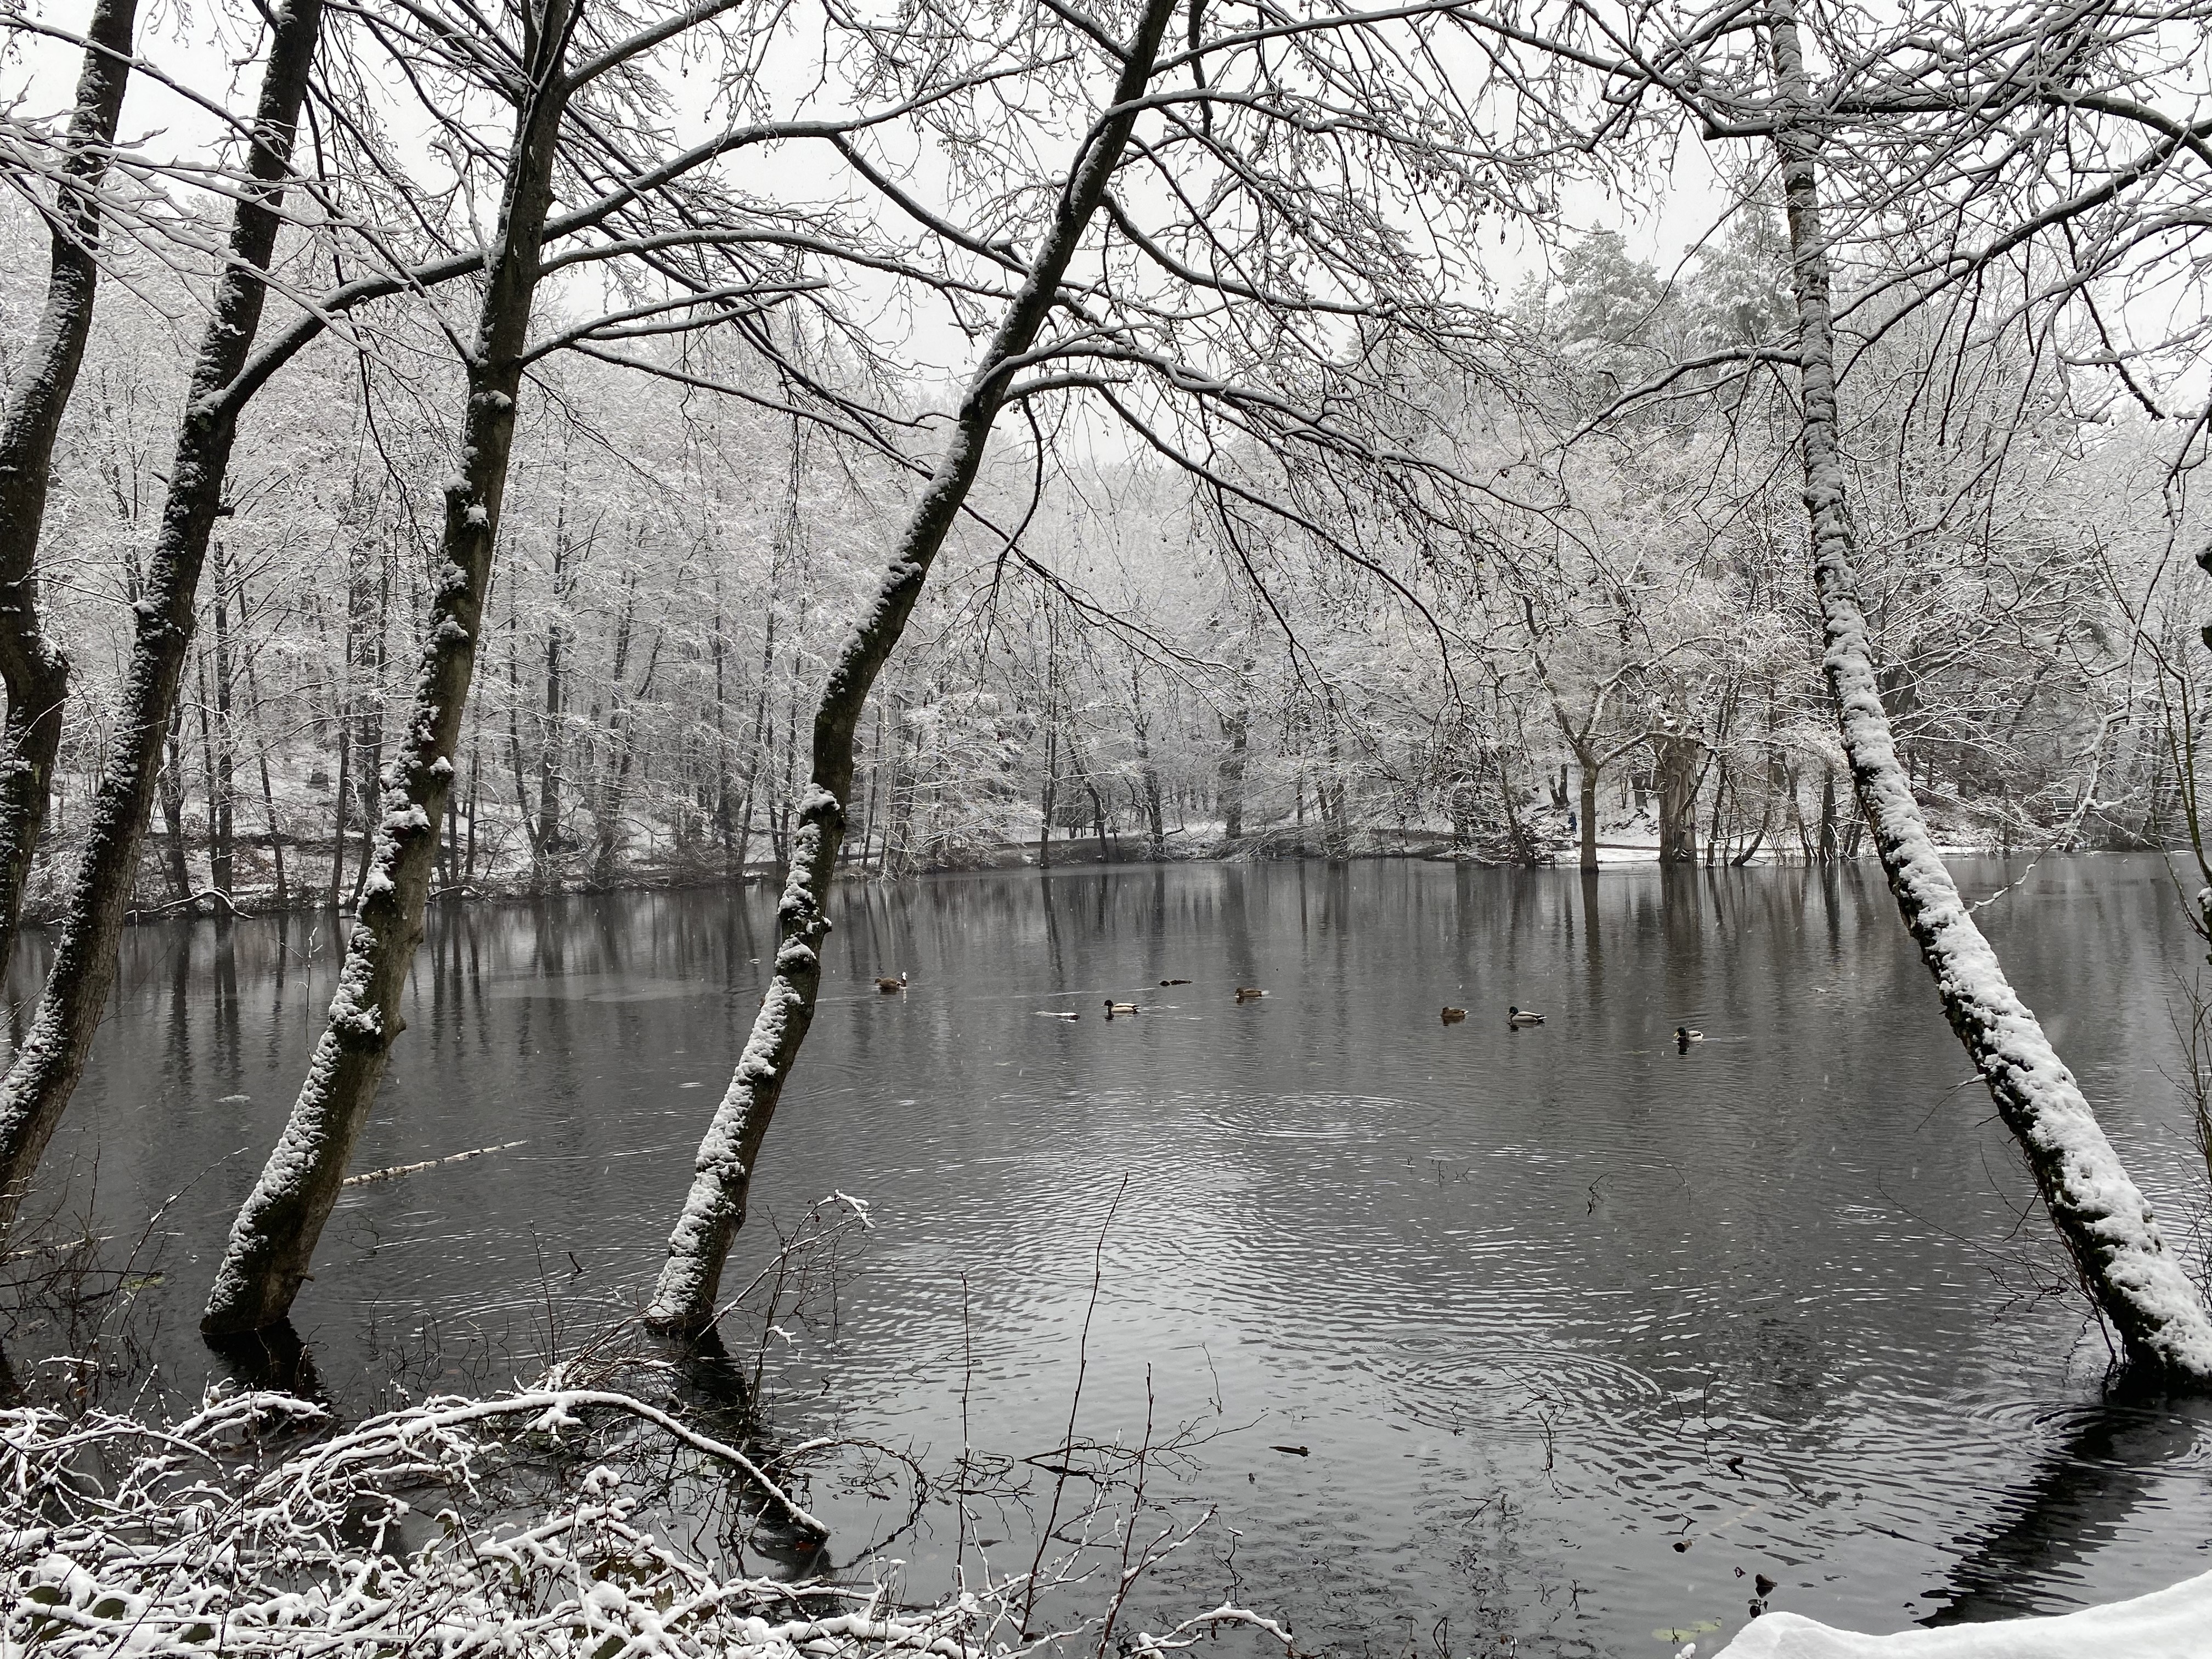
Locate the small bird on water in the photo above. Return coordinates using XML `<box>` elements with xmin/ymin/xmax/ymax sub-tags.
<box><xmin>1234</xmin><ymin>986</ymin><xmax>1266</xmax><ymax>1001</ymax></box>
<box><xmin>1508</xmin><ymin>1006</ymin><xmax>1544</xmax><ymax>1026</ymax></box>
<box><xmin>1104</xmin><ymin>1000</ymin><xmax>1139</xmax><ymax>1018</ymax></box>
<box><xmin>1160</xmin><ymin>978</ymin><xmax>1191</xmax><ymax>986</ymax></box>
<box><xmin>1440</xmin><ymin>1006</ymin><xmax>1467</xmax><ymax>1024</ymax></box>
<box><xmin>1676</xmin><ymin>1025</ymin><xmax>1703</xmax><ymax>1048</ymax></box>
<box><xmin>876</xmin><ymin>973</ymin><xmax>909</xmax><ymax>992</ymax></box>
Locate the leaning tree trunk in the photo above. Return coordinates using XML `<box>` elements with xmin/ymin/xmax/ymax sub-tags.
<box><xmin>1769</xmin><ymin>4</ymin><xmax>2212</xmax><ymax>1383</ymax></box>
<box><xmin>202</xmin><ymin>0</ymin><xmax>576</xmax><ymax>1336</ymax></box>
<box><xmin>0</xmin><ymin>0</ymin><xmax>323</xmax><ymax>1233</ymax></box>
<box><xmin>646</xmin><ymin>0</ymin><xmax>1181</xmax><ymax>1337</ymax></box>
<box><xmin>0</xmin><ymin>0</ymin><xmax>139</xmax><ymax>982</ymax></box>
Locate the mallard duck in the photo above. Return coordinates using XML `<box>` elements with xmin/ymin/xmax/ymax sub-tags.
<box><xmin>1507</xmin><ymin>1006</ymin><xmax>1544</xmax><ymax>1026</ymax></box>
<box><xmin>1675</xmin><ymin>1025</ymin><xmax>1703</xmax><ymax>1043</ymax></box>
<box><xmin>1441</xmin><ymin>1006</ymin><xmax>1468</xmax><ymax>1024</ymax></box>
<box><xmin>1234</xmin><ymin>986</ymin><xmax>1266</xmax><ymax>1001</ymax></box>
<box><xmin>1104</xmin><ymin>1000</ymin><xmax>1140</xmax><ymax>1018</ymax></box>
<box><xmin>876</xmin><ymin>974</ymin><xmax>909</xmax><ymax>992</ymax></box>
<box><xmin>1159</xmin><ymin>978</ymin><xmax>1191</xmax><ymax>986</ymax></box>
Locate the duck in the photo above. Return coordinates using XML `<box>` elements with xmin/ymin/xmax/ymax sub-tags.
<box><xmin>1234</xmin><ymin>986</ymin><xmax>1266</xmax><ymax>1001</ymax></box>
<box><xmin>1159</xmin><ymin>978</ymin><xmax>1191</xmax><ymax>986</ymax></box>
<box><xmin>1675</xmin><ymin>1025</ymin><xmax>1703</xmax><ymax>1044</ymax></box>
<box><xmin>1104</xmin><ymin>1000</ymin><xmax>1140</xmax><ymax>1018</ymax></box>
<box><xmin>1441</xmin><ymin>1007</ymin><xmax>1468</xmax><ymax>1024</ymax></box>
<box><xmin>876</xmin><ymin>973</ymin><xmax>909</xmax><ymax>993</ymax></box>
<box><xmin>1507</xmin><ymin>1006</ymin><xmax>1544</xmax><ymax>1026</ymax></box>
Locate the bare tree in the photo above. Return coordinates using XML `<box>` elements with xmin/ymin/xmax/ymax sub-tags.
<box><xmin>0</xmin><ymin>0</ymin><xmax>326</xmax><ymax>1231</ymax></box>
<box><xmin>0</xmin><ymin>0</ymin><xmax>139</xmax><ymax>978</ymax></box>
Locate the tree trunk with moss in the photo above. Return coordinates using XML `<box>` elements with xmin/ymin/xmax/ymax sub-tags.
<box><xmin>0</xmin><ymin>0</ymin><xmax>324</xmax><ymax>1232</ymax></box>
<box><xmin>0</xmin><ymin>0</ymin><xmax>139</xmax><ymax>982</ymax></box>
<box><xmin>1770</xmin><ymin>2</ymin><xmax>2212</xmax><ymax>1384</ymax></box>
<box><xmin>202</xmin><ymin>0</ymin><xmax>578</xmax><ymax>1335</ymax></box>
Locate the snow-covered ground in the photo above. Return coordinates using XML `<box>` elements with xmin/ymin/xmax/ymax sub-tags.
<box><xmin>1711</xmin><ymin>1569</ymin><xmax>2212</xmax><ymax>1657</ymax></box>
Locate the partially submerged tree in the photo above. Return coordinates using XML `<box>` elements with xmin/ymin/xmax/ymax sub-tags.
<box><xmin>0</xmin><ymin>0</ymin><xmax>328</xmax><ymax>1230</ymax></box>
<box><xmin>1570</xmin><ymin>0</ymin><xmax>2212</xmax><ymax>1381</ymax></box>
<box><xmin>0</xmin><ymin>0</ymin><xmax>139</xmax><ymax>981</ymax></box>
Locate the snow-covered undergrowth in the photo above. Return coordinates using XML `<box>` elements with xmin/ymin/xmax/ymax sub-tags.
<box><xmin>1</xmin><ymin>1386</ymin><xmax>1284</xmax><ymax>1658</ymax></box>
<box><xmin>1712</xmin><ymin>1568</ymin><xmax>2212</xmax><ymax>1657</ymax></box>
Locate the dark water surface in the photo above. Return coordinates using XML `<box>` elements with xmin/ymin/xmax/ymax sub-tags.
<box><xmin>10</xmin><ymin>858</ymin><xmax>2212</xmax><ymax>1654</ymax></box>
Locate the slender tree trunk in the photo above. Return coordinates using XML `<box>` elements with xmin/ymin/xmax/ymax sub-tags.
<box><xmin>646</xmin><ymin>0</ymin><xmax>1180</xmax><ymax>1335</ymax></box>
<box><xmin>0</xmin><ymin>0</ymin><xmax>324</xmax><ymax>1229</ymax></box>
<box><xmin>1037</xmin><ymin>719</ymin><xmax>1058</xmax><ymax>869</ymax></box>
<box><xmin>160</xmin><ymin>707</ymin><xmax>191</xmax><ymax>900</ymax></box>
<box><xmin>1769</xmin><ymin>2</ymin><xmax>2212</xmax><ymax>1382</ymax></box>
<box><xmin>203</xmin><ymin>0</ymin><xmax>574</xmax><ymax>1334</ymax></box>
<box><xmin>0</xmin><ymin>0</ymin><xmax>139</xmax><ymax>982</ymax></box>
<box><xmin>210</xmin><ymin>542</ymin><xmax>237</xmax><ymax>892</ymax></box>
<box><xmin>1578</xmin><ymin>759</ymin><xmax>1598</xmax><ymax>871</ymax></box>
<box><xmin>349</xmin><ymin>556</ymin><xmax>390</xmax><ymax>906</ymax></box>
<box><xmin>535</xmin><ymin>561</ymin><xmax>565</xmax><ymax>884</ymax></box>
<box><xmin>712</xmin><ymin>580</ymin><xmax>735</xmax><ymax>878</ymax></box>
<box><xmin>328</xmin><ymin>680</ymin><xmax>351</xmax><ymax>911</ymax></box>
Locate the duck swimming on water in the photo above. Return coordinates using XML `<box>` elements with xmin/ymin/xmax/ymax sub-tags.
<box><xmin>1441</xmin><ymin>1007</ymin><xmax>1468</xmax><ymax>1024</ymax></box>
<box><xmin>1676</xmin><ymin>1025</ymin><xmax>1703</xmax><ymax>1045</ymax></box>
<box><xmin>1105</xmin><ymin>1000</ymin><xmax>1140</xmax><ymax>1018</ymax></box>
<box><xmin>1234</xmin><ymin>986</ymin><xmax>1266</xmax><ymax>1001</ymax></box>
<box><xmin>1508</xmin><ymin>1006</ymin><xmax>1544</xmax><ymax>1026</ymax></box>
<box><xmin>877</xmin><ymin>974</ymin><xmax>909</xmax><ymax>992</ymax></box>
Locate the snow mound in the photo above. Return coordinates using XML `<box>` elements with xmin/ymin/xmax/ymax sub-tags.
<box><xmin>1716</xmin><ymin>1571</ymin><xmax>2212</xmax><ymax>1657</ymax></box>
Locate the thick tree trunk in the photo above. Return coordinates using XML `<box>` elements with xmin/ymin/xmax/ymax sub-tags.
<box><xmin>0</xmin><ymin>0</ymin><xmax>323</xmax><ymax>1231</ymax></box>
<box><xmin>1218</xmin><ymin>709</ymin><xmax>1247</xmax><ymax>842</ymax></box>
<box><xmin>0</xmin><ymin>0</ymin><xmax>139</xmax><ymax>981</ymax></box>
<box><xmin>202</xmin><ymin>0</ymin><xmax>575</xmax><ymax>1335</ymax></box>
<box><xmin>1654</xmin><ymin>728</ymin><xmax>1699</xmax><ymax>865</ymax></box>
<box><xmin>1770</xmin><ymin>5</ymin><xmax>2212</xmax><ymax>1383</ymax></box>
<box><xmin>646</xmin><ymin>0</ymin><xmax>1181</xmax><ymax>1336</ymax></box>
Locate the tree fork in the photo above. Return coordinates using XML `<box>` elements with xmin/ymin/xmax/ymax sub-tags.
<box><xmin>645</xmin><ymin>0</ymin><xmax>1183</xmax><ymax>1338</ymax></box>
<box><xmin>202</xmin><ymin>0</ymin><xmax>579</xmax><ymax>1336</ymax></box>
<box><xmin>0</xmin><ymin>0</ymin><xmax>324</xmax><ymax>1234</ymax></box>
<box><xmin>0</xmin><ymin>0</ymin><xmax>141</xmax><ymax>982</ymax></box>
<box><xmin>1769</xmin><ymin>3</ymin><xmax>2212</xmax><ymax>1384</ymax></box>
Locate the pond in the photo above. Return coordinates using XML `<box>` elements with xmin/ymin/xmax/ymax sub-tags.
<box><xmin>8</xmin><ymin>857</ymin><xmax>2211</xmax><ymax>1656</ymax></box>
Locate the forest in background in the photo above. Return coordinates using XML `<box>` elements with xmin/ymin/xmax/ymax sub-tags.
<box><xmin>8</xmin><ymin>187</ymin><xmax>2206</xmax><ymax>911</ymax></box>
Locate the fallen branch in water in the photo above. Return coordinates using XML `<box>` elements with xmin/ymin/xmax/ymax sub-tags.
<box><xmin>121</xmin><ymin>888</ymin><xmax>254</xmax><ymax>922</ymax></box>
<box><xmin>341</xmin><ymin>1139</ymin><xmax>527</xmax><ymax>1186</ymax></box>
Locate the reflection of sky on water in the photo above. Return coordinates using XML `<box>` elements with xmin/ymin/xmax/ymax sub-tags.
<box><xmin>9</xmin><ymin>857</ymin><xmax>2210</xmax><ymax>1655</ymax></box>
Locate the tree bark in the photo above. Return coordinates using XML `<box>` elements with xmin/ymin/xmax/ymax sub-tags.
<box><xmin>202</xmin><ymin>0</ymin><xmax>577</xmax><ymax>1335</ymax></box>
<box><xmin>1577</xmin><ymin>760</ymin><xmax>1598</xmax><ymax>870</ymax></box>
<box><xmin>1653</xmin><ymin>725</ymin><xmax>1699</xmax><ymax>865</ymax></box>
<box><xmin>205</xmin><ymin>10</ymin><xmax>573</xmax><ymax>1331</ymax></box>
<box><xmin>1769</xmin><ymin>2</ymin><xmax>2212</xmax><ymax>1383</ymax></box>
<box><xmin>1218</xmin><ymin>709</ymin><xmax>1247</xmax><ymax>842</ymax></box>
<box><xmin>0</xmin><ymin>0</ymin><xmax>139</xmax><ymax>981</ymax></box>
<box><xmin>646</xmin><ymin>0</ymin><xmax>1181</xmax><ymax>1336</ymax></box>
<box><xmin>0</xmin><ymin>0</ymin><xmax>323</xmax><ymax>1231</ymax></box>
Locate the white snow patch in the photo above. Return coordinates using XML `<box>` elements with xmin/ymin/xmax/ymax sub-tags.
<box><xmin>1717</xmin><ymin>1570</ymin><xmax>2212</xmax><ymax>1657</ymax></box>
